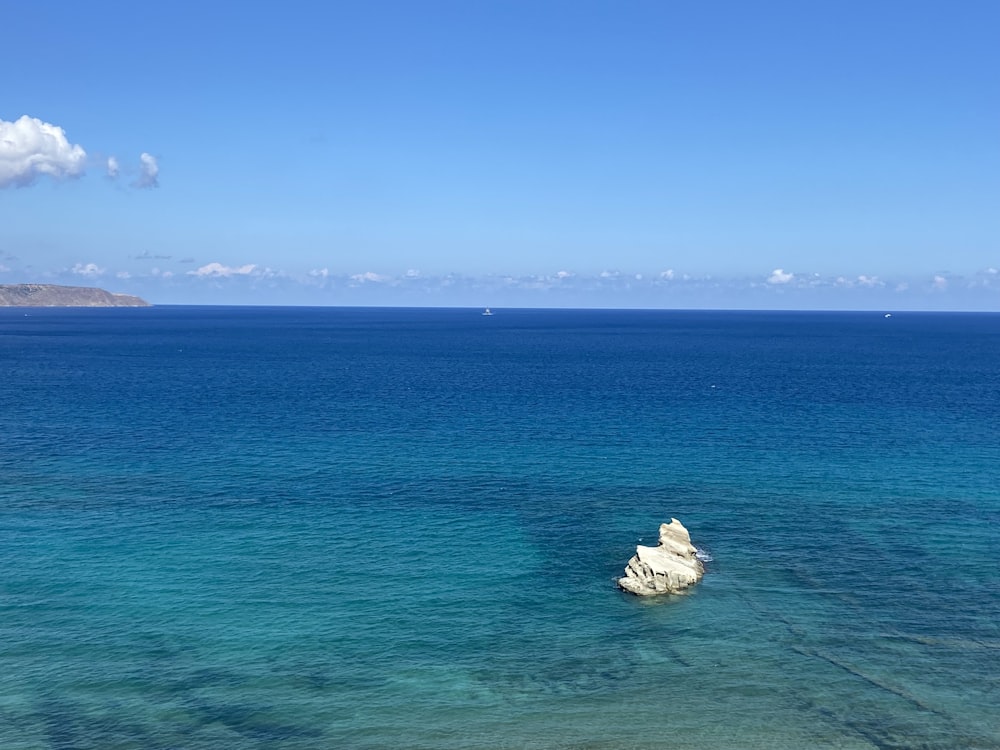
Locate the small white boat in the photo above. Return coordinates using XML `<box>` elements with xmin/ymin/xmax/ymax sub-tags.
<box><xmin>482</xmin><ymin>308</ymin><xmax>493</xmax><ymax>316</ymax></box>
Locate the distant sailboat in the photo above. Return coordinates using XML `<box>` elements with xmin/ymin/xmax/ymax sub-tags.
<box><xmin>482</xmin><ymin>308</ymin><xmax>493</xmax><ymax>316</ymax></box>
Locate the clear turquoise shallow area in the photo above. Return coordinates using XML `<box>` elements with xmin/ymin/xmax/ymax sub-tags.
<box><xmin>2</xmin><ymin>307</ymin><xmax>998</xmax><ymax>749</ymax></box>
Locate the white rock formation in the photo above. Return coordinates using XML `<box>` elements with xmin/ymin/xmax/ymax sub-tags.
<box><xmin>618</xmin><ymin>518</ymin><xmax>704</xmax><ymax>596</ymax></box>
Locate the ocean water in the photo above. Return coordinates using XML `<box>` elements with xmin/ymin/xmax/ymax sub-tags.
<box><xmin>1</xmin><ymin>306</ymin><xmax>998</xmax><ymax>749</ymax></box>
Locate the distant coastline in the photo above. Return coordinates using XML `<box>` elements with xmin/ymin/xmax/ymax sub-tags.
<box><xmin>0</xmin><ymin>284</ymin><xmax>150</xmax><ymax>307</ymax></box>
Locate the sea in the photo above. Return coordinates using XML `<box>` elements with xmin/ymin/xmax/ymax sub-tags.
<box><xmin>1</xmin><ymin>306</ymin><xmax>998</xmax><ymax>750</ymax></box>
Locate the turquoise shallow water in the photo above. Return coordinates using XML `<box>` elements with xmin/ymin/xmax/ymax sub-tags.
<box><xmin>1</xmin><ymin>307</ymin><xmax>998</xmax><ymax>749</ymax></box>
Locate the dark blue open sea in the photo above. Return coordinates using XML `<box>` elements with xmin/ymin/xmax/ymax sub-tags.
<box><xmin>2</xmin><ymin>306</ymin><xmax>998</xmax><ymax>749</ymax></box>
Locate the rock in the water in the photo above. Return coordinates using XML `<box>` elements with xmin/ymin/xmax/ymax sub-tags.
<box><xmin>618</xmin><ymin>518</ymin><xmax>704</xmax><ymax>596</ymax></box>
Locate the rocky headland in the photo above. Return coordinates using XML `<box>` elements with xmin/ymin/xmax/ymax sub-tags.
<box><xmin>618</xmin><ymin>518</ymin><xmax>704</xmax><ymax>596</ymax></box>
<box><xmin>0</xmin><ymin>284</ymin><xmax>150</xmax><ymax>307</ymax></box>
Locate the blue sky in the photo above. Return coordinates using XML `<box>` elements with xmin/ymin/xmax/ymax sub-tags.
<box><xmin>2</xmin><ymin>0</ymin><xmax>998</xmax><ymax>308</ymax></box>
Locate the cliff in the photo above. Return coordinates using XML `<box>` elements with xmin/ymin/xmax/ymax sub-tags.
<box><xmin>0</xmin><ymin>284</ymin><xmax>150</xmax><ymax>307</ymax></box>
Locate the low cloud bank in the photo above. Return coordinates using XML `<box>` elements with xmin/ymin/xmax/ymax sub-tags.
<box><xmin>4</xmin><ymin>252</ymin><xmax>998</xmax><ymax>310</ymax></box>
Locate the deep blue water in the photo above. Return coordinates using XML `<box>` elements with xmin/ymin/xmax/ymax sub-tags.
<box><xmin>2</xmin><ymin>306</ymin><xmax>998</xmax><ymax>749</ymax></box>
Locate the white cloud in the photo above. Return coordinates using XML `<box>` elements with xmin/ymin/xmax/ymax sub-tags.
<box><xmin>0</xmin><ymin>115</ymin><xmax>87</xmax><ymax>188</ymax></box>
<box><xmin>857</xmin><ymin>275</ymin><xmax>883</xmax><ymax>287</ymax></box>
<box><xmin>134</xmin><ymin>152</ymin><xmax>159</xmax><ymax>188</ymax></box>
<box><xmin>970</xmin><ymin>268</ymin><xmax>999</xmax><ymax>288</ymax></box>
<box><xmin>116</xmin><ymin>271</ymin><xmax>131</xmax><ymax>279</ymax></box>
<box><xmin>188</xmin><ymin>262</ymin><xmax>257</xmax><ymax>278</ymax></box>
<box><xmin>350</xmin><ymin>271</ymin><xmax>389</xmax><ymax>283</ymax></box>
<box><xmin>72</xmin><ymin>262</ymin><xmax>105</xmax><ymax>277</ymax></box>
<box><xmin>932</xmin><ymin>275</ymin><xmax>948</xmax><ymax>290</ymax></box>
<box><xmin>518</xmin><ymin>274</ymin><xmax>554</xmax><ymax>290</ymax></box>
<box><xmin>308</xmin><ymin>268</ymin><xmax>330</xmax><ymax>278</ymax></box>
<box><xmin>405</xmin><ymin>269</ymin><xmax>421</xmax><ymax>278</ymax></box>
<box><xmin>767</xmin><ymin>268</ymin><xmax>794</xmax><ymax>284</ymax></box>
<box><xmin>0</xmin><ymin>115</ymin><xmax>159</xmax><ymax>192</ymax></box>
<box><xmin>659</xmin><ymin>269</ymin><xmax>675</xmax><ymax>280</ymax></box>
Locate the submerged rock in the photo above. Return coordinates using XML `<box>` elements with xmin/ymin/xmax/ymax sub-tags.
<box><xmin>618</xmin><ymin>518</ymin><xmax>704</xmax><ymax>596</ymax></box>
